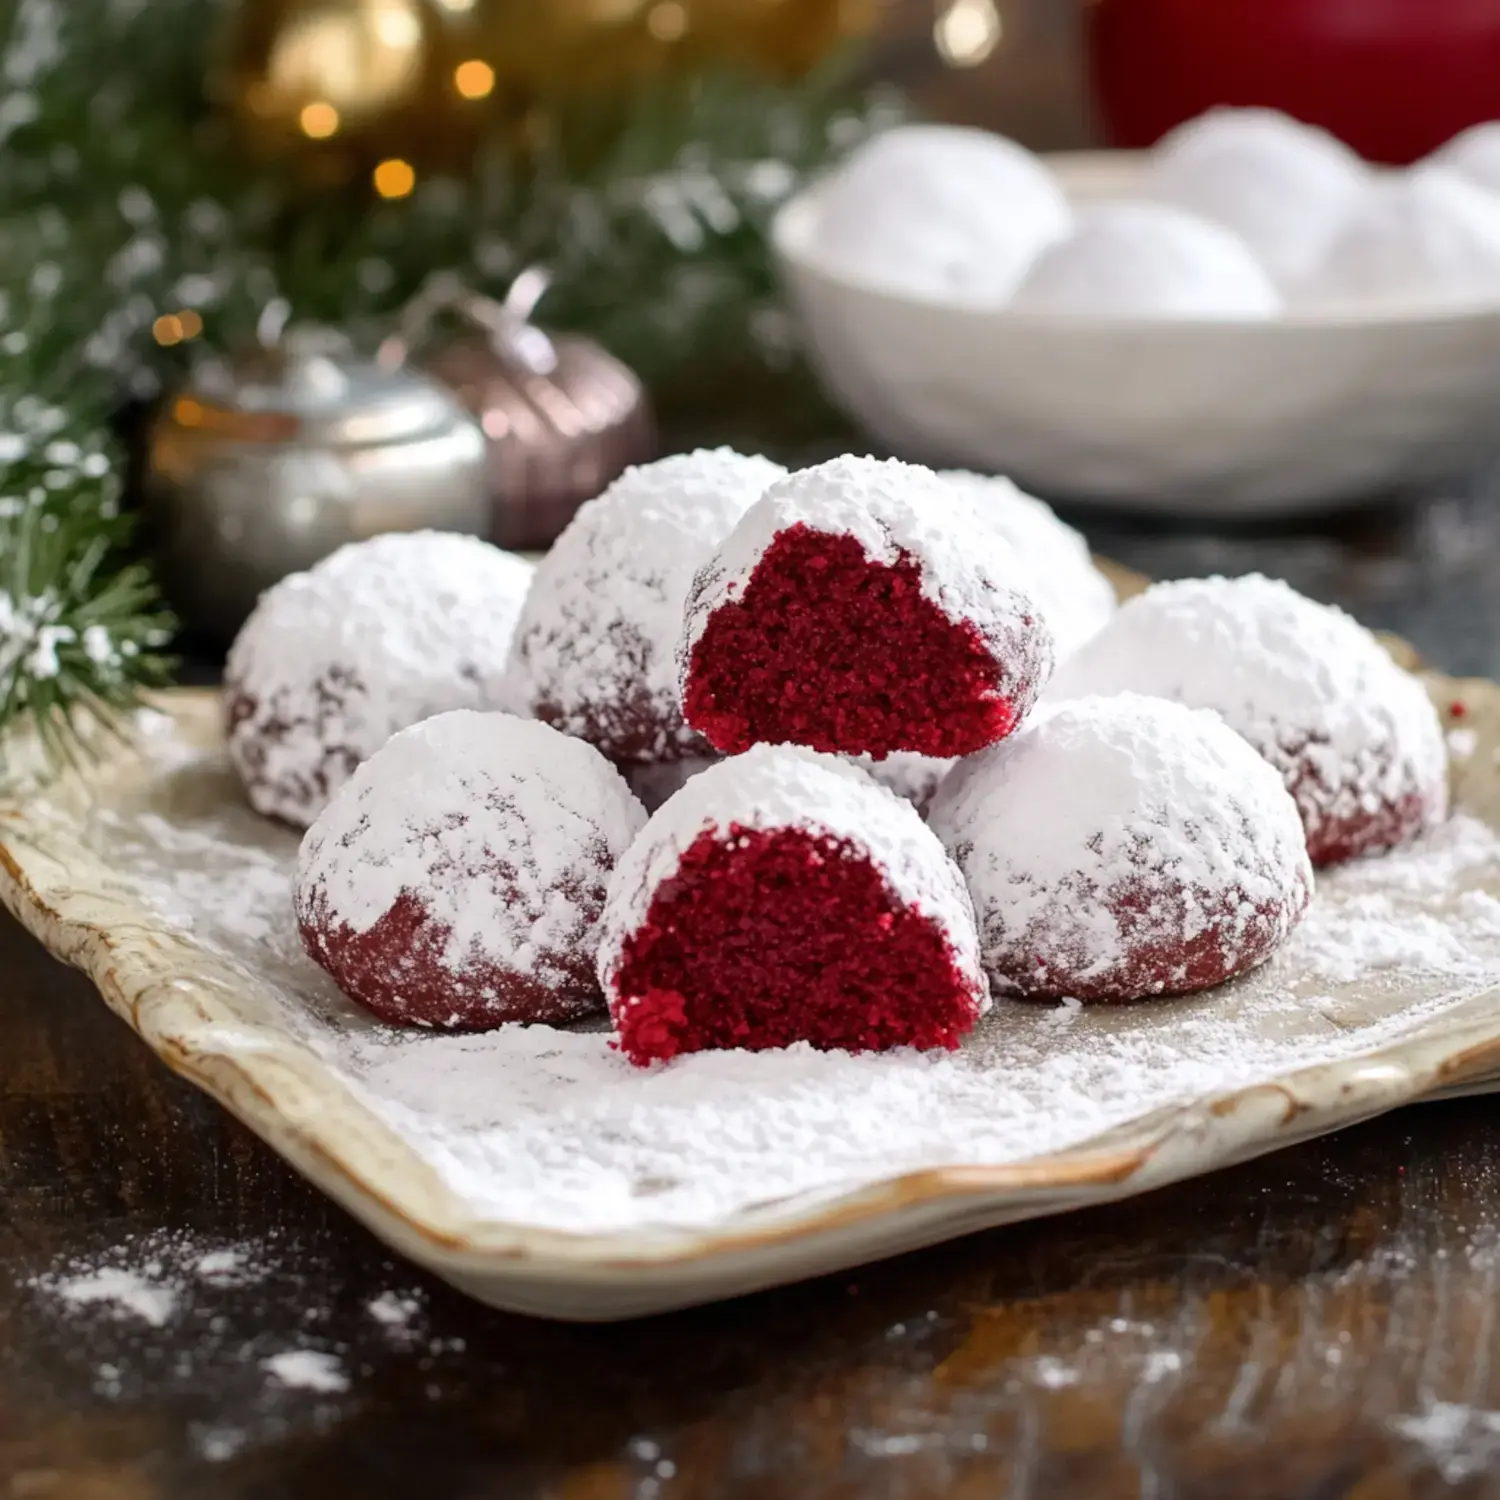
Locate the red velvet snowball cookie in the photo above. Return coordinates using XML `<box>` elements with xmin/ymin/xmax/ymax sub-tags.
<box><xmin>1045</xmin><ymin>575</ymin><xmax>1448</xmax><ymax>866</ymax></box>
<box><xmin>226</xmin><ymin>531</ymin><xmax>534</xmax><ymax>829</ymax></box>
<box><xmin>597</xmin><ymin>746</ymin><xmax>990</xmax><ymax>1067</ymax></box>
<box><xmin>297</xmin><ymin>711</ymin><xmax>646</xmax><ymax>1030</ymax></box>
<box><xmin>508</xmin><ymin>449</ymin><xmax>787</xmax><ymax>764</ymax></box>
<box><xmin>929</xmin><ymin>694</ymin><xmax>1313</xmax><ymax>1002</ymax></box>
<box><xmin>678</xmin><ymin>456</ymin><xmax>1056</xmax><ymax>760</ymax></box>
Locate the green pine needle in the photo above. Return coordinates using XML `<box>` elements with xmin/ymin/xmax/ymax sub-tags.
<box><xmin>0</xmin><ymin>404</ymin><xmax>175</xmax><ymax>785</ymax></box>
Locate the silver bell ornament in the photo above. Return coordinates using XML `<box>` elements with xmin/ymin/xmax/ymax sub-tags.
<box><xmin>379</xmin><ymin>270</ymin><xmax>656</xmax><ymax>551</ymax></box>
<box><xmin>144</xmin><ymin>300</ymin><xmax>488</xmax><ymax>641</ymax></box>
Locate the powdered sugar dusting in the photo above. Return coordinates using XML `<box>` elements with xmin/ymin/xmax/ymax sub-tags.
<box><xmin>511</xmin><ymin>449</ymin><xmax>785</xmax><ymax>761</ymax></box>
<box><xmin>293</xmin><ymin>709</ymin><xmax>646</xmax><ymax>1028</ymax></box>
<box><xmin>262</xmin><ymin>1350</ymin><xmax>349</xmax><ymax>1394</ymax></box>
<box><xmin>1046</xmin><ymin>575</ymin><xmax>1448</xmax><ymax>862</ymax></box>
<box><xmin>299</xmin><ymin>711</ymin><xmax>644</xmax><ymax>972</ymax></box>
<box><xmin>27</xmin><ymin>1230</ymin><xmax>276</xmax><ymax>1330</ymax></box>
<box><xmin>596</xmin><ymin>744</ymin><xmax>987</xmax><ymax>1005</ymax></box>
<box><xmin>37</xmin><ymin>1266</ymin><xmax>180</xmax><ymax>1326</ymax></box>
<box><xmin>930</xmin><ymin>694</ymin><xmax>1312</xmax><ymax>997</ymax></box>
<box><xmin>940</xmin><ymin>471</ymin><xmax>1116</xmax><ymax>659</ymax></box>
<box><xmin>27</xmin><ymin>708</ymin><xmax>1500</xmax><ymax>1238</ymax></box>
<box><xmin>856</xmin><ymin>750</ymin><xmax>955</xmax><ymax>813</ymax></box>
<box><xmin>225</xmin><ymin>531</ymin><xmax>535</xmax><ymax>828</ymax></box>
<box><xmin>680</xmin><ymin>456</ymin><xmax>1056</xmax><ymax>697</ymax></box>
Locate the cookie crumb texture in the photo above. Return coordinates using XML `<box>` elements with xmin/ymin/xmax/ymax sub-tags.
<box><xmin>931</xmin><ymin>694</ymin><xmax>1313</xmax><ymax>1002</ymax></box>
<box><xmin>296</xmin><ymin>711</ymin><xmax>645</xmax><ymax>1030</ymax></box>
<box><xmin>225</xmin><ymin>532</ymin><xmax>534</xmax><ymax>829</ymax></box>
<box><xmin>610</xmin><ymin>826</ymin><xmax>982</xmax><ymax>1066</ymax></box>
<box><xmin>600</xmin><ymin>746</ymin><xmax>988</xmax><ymax>1067</ymax></box>
<box><xmin>680</xmin><ymin>457</ymin><xmax>1054</xmax><ymax>760</ymax></box>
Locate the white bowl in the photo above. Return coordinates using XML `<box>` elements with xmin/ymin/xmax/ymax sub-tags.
<box><xmin>773</xmin><ymin>151</ymin><xmax>1500</xmax><ymax>517</ymax></box>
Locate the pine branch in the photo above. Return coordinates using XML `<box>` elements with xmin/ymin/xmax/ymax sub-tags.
<box><xmin>0</xmin><ymin>225</ymin><xmax>176</xmax><ymax>782</ymax></box>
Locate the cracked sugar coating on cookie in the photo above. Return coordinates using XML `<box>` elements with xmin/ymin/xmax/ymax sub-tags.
<box><xmin>297</xmin><ymin>711</ymin><xmax>646</xmax><ymax>1030</ymax></box>
<box><xmin>509</xmin><ymin>449</ymin><xmax>786</xmax><ymax>763</ymax></box>
<box><xmin>225</xmin><ymin>532</ymin><xmax>534</xmax><ymax>829</ymax></box>
<box><xmin>940</xmin><ymin>471</ymin><xmax>1116</xmax><ymax>659</ymax></box>
<box><xmin>599</xmin><ymin>745</ymin><xmax>989</xmax><ymax>1066</ymax></box>
<box><xmin>1045</xmin><ymin>575</ymin><xmax>1449</xmax><ymax>867</ymax></box>
<box><xmin>930</xmin><ymin>694</ymin><xmax>1313</xmax><ymax>1002</ymax></box>
<box><xmin>679</xmin><ymin>456</ymin><xmax>1056</xmax><ymax>759</ymax></box>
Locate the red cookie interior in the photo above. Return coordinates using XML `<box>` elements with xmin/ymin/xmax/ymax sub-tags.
<box><xmin>682</xmin><ymin>525</ymin><xmax>1032</xmax><ymax>759</ymax></box>
<box><xmin>610</xmin><ymin>822</ymin><xmax>984</xmax><ymax>1066</ymax></box>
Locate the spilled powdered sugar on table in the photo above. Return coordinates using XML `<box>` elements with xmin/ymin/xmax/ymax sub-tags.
<box><xmin>37</xmin><ymin>708</ymin><xmax>1500</xmax><ymax>1236</ymax></box>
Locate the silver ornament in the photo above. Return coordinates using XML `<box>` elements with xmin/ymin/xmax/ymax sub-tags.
<box><xmin>144</xmin><ymin>301</ymin><xmax>488</xmax><ymax>640</ymax></box>
<box><xmin>380</xmin><ymin>271</ymin><xmax>656</xmax><ymax>551</ymax></box>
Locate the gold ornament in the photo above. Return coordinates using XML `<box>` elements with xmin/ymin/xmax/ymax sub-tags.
<box><xmin>221</xmin><ymin>0</ymin><xmax>474</xmax><ymax>175</ymax></box>
<box><xmin>218</xmin><ymin>0</ymin><xmax>878</xmax><ymax>182</ymax></box>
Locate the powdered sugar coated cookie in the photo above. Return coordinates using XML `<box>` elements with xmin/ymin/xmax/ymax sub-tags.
<box><xmin>510</xmin><ymin>448</ymin><xmax>785</xmax><ymax>763</ymax></box>
<box><xmin>809</xmin><ymin>124</ymin><xmax>1072</xmax><ymax>305</ymax></box>
<box><xmin>226</xmin><ymin>531</ymin><xmax>534</xmax><ymax>829</ymax></box>
<box><xmin>599</xmin><ymin>744</ymin><xmax>988</xmax><ymax>1065</ymax></box>
<box><xmin>679</xmin><ymin>456</ymin><xmax>1055</xmax><ymax>759</ymax></box>
<box><xmin>297</xmin><ymin>710</ymin><xmax>646</xmax><ymax>1030</ymax></box>
<box><xmin>1045</xmin><ymin>574</ymin><xmax>1448</xmax><ymax>865</ymax></box>
<box><xmin>1147</xmin><ymin>107</ymin><xmax>1367</xmax><ymax>285</ymax></box>
<box><xmin>930</xmin><ymin>693</ymin><xmax>1312</xmax><ymax>1001</ymax></box>
<box><xmin>1010</xmin><ymin>202</ymin><xmax>1281</xmax><ymax>319</ymax></box>
<box><xmin>1295</xmin><ymin>166</ymin><xmax>1500</xmax><ymax>312</ymax></box>
<box><xmin>941</xmin><ymin>471</ymin><xmax>1115</xmax><ymax>659</ymax></box>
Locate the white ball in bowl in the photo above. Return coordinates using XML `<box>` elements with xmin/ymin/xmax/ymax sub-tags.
<box><xmin>809</xmin><ymin>124</ymin><xmax>1072</xmax><ymax>305</ymax></box>
<box><xmin>1431</xmin><ymin>121</ymin><xmax>1500</xmax><ymax>196</ymax></box>
<box><xmin>1295</xmin><ymin>166</ymin><xmax>1500</xmax><ymax>313</ymax></box>
<box><xmin>1008</xmin><ymin>202</ymin><xmax>1281</xmax><ymax>320</ymax></box>
<box><xmin>1147</xmin><ymin>107</ymin><xmax>1368</xmax><ymax>285</ymax></box>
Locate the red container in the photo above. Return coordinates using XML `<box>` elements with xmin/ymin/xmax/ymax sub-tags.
<box><xmin>1088</xmin><ymin>0</ymin><xmax>1500</xmax><ymax>165</ymax></box>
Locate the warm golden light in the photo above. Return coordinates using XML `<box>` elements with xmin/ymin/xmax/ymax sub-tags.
<box><xmin>267</xmin><ymin>5</ymin><xmax>425</xmax><ymax>120</ymax></box>
<box><xmin>374</xmin><ymin>157</ymin><xmax>416</xmax><ymax>198</ymax></box>
<box><xmin>454</xmin><ymin>59</ymin><xmax>495</xmax><ymax>99</ymax></box>
<box><xmin>647</xmin><ymin>2</ymin><xmax>687</xmax><ymax>41</ymax></box>
<box><xmin>373</xmin><ymin>5</ymin><xmax>421</xmax><ymax>48</ymax></box>
<box><xmin>299</xmin><ymin>100</ymin><xmax>340</xmax><ymax>138</ymax></box>
<box><xmin>153</xmin><ymin>315</ymin><xmax>184</xmax><ymax>347</ymax></box>
<box><xmin>178</xmin><ymin>310</ymin><xmax>204</xmax><ymax>339</ymax></box>
<box><xmin>173</xmin><ymin>398</ymin><xmax>204</xmax><ymax>427</ymax></box>
<box><xmin>934</xmin><ymin>0</ymin><xmax>1002</xmax><ymax>66</ymax></box>
<box><xmin>433</xmin><ymin>0</ymin><xmax>475</xmax><ymax>9</ymax></box>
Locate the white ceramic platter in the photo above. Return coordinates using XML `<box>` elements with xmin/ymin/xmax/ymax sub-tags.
<box><xmin>774</xmin><ymin>151</ymin><xmax>1500</xmax><ymax>516</ymax></box>
<box><xmin>5</xmin><ymin>657</ymin><xmax>1500</xmax><ymax>1320</ymax></box>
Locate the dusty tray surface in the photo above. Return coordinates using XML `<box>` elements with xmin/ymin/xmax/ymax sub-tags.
<box><xmin>3</xmin><ymin>626</ymin><xmax>1500</xmax><ymax>1317</ymax></box>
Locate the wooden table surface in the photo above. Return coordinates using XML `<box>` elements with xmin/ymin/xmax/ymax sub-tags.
<box><xmin>6</xmin><ymin>479</ymin><xmax>1500</xmax><ymax>1499</ymax></box>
